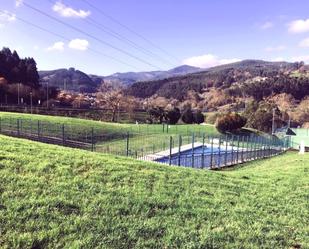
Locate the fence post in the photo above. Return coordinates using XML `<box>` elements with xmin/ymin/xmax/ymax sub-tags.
<box><xmin>191</xmin><ymin>133</ymin><xmax>195</xmax><ymax>168</ymax></box>
<box><xmin>162</xmin><ymin>123</ymin><xmax>165</xmax><ymax>133</ymax></box>
<box><xmin>261</xmin><ymin>137</ymin><xmax>264</xmax><ymax>158</ymax></box>
<box><xmin>268</xmin><ymin>137</ymin><xmax>271</xmax><ymax>157</ymax></box>
<box><xmin>37</xmin><ymin>120</ymin><xmax>40</xmax><ymax>138</ymax></box>
<box><xmin>169</xmin><ymin>136</ymin><xmax>173</xmax><ymax>166</ymax></box>
<box><xmin>218</xmin><ymin>136</ymin><xmax>221</xmax><ymax>168</ymax></box>
<box><xmin>263</xmin><ymin>137</ymin><xmax>266</xmax><ymax>158</ymax></box>
<box><xmin>202</xmin><ymin>133</ymin><xmax>205</xmax><ymax>169</ymax></box>
<box><xmin>126</xmin><ymin>132</ymin><xmax>130</xmax><ymax>157</ymax></box>
<box><xmin>17</xmin><ymin>119</ymin><xmax>20</xmax><ymax>136</ymax></box>
<box><xmin>224</xmin><ymin>135</ymin><xmax>228</xmax><ymax>166</ymax></box>
<box><xmin>241</xmin><ymin>136</ymin><xmax>244</xmax><ymax>163</ymax></box>
<box><xmin>254</xmin><ymin>136</ymin><xmax>258</xmax><ymax>159</ymax></box>
<box><xmin>236</xmin><ymin>136</ymin><xmax>240</xmax><ymax>164</ymax></box>
<box><xmin>62</xmin><ymin>124</ymin><xmax>65</xmax><ymax>145</ymax></box>
<box><xmin>231</xmin><ymin>135</ymin><xmax>234</xmax><ymax>164</ymax></box>
<box><xmin>210</xmin><ymin>136</ymin><xmax>214</xmax><ymax>168</ymax></box>
<box><xmin>178</xmin><ymin>135</ymin><xmax>182</xmax><ymax>166</ymax></box>
<box><xmin>246</xmin><ymin>136</ymin><xmax>249</xmax><ymax>162</ymax></box>
<box><xmin>255</xmin><ymin>137</ymin><xmax>260</xmax><ymax>159</ymax></box>
<box><xmin>91</xmin><ymin>128</ymin><xmax>95</xmax><ymax>152</ymax></box>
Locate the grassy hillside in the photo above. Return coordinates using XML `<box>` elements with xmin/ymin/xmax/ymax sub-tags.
<box><xmin>0</xmin><ymin>112</ymin><xmax>218</xmax><ymax>136</ymax></box>
<box><xmin>0</xmin><ymin>112</ymin><xmax>219</xmax><ymax>155</ymax></box>
<box><xmin>0</xmin><ymin>135</ymin><xmax>308</xmax><ymax>248</ymax></box>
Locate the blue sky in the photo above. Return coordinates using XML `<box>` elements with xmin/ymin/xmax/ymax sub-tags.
<box><xmin>1</xmin><ymin>0</ymin><xmax>309</xmax><ymax>75</ymax></box>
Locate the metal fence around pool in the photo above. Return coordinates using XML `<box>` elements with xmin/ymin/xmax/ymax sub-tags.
<box><xmin>124</xmin><ymin>134</ymin><xmax>289</xmax><ymax>169</ymax></box>
<box><xmin>0</xmin><ymin>117</ymin><xmax>290</xmax><ymax>169</ymax></box>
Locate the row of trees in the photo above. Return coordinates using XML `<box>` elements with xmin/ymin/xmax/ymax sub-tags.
<box><xmin>0</xmin><ymin>47</ymin><xmax>58</xmax><ymax>105</ymax></box>
<box><xmin>0</xmin><ymin>48</ymin><xmax>39</xmax><ymax>87</ymax></box>
<box><xmin>147</xmin><ymin>107</ymin><xmax>205</xmax><ymax>124</ymax></box>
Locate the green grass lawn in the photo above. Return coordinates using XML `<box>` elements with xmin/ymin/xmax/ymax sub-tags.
<box><xmin>0</xmin><ymin>112</ymin><xmax>218</xmax><ymax>136</ymax></box>
<box><xmin>0</xmin><ymin>112</ymin><xmax>220</xmax><ymax>155</ymax></box>
<box><xmin>0</xmin><ymin>135</ymin><xmax>308</xmax><ymax>248</ymax></box>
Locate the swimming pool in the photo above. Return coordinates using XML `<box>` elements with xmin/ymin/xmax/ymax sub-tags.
<box><xmin>155</xmin><ymin>145</ymin><xmax>266</xmax><ymax>169</ymax></box>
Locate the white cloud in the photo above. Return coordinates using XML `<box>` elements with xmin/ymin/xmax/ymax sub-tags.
<box><xmin>292</xmin><ymin>55</ymin><xmax>309</xmax><ymax>62</ymax></box>
<box><xmin>182</xmin><ymin>54</ymin><xmax>241</xmax><ymax>68</ymax></box>
<box><xmin>53</xmin><ymin>1</ymin><xmax>90</xmax><ymax>18</ymax></box>
<box><xmin>288</xmin><ymin>19</ymin><xmax>309</xmax><ymax>33</ymax></box>
<box><xmin>260</xmin><ymin>21</ymin><xmax>274</xmax><ymax>30</ymax></box>
<box><xmin>265</xmin><ymin>45</ymin><xmax>287</xmax><ymax>52</ymax></box>
<box><xmin>15</xmin><ymin>0</ymin><xmax>23</xmax><ymax>7</ymax></box>
<box><xmin>47</xmin><ymin>41</ymin><xmax>65</xmax><ymax>51</ymax></box>
<box><xmin>68</xmin><ymin>39</ymin><xmax>89</xmax><ymax>51</ymax></box>
<box><xmin>299</xmin><ymin>37</ymin><xmax>309</xmax><ymax>48</ymax></box>
<box><xmin>0</xmin><ymin>10</ymin><xmax>16</xmax><ymax>23</ymax></box>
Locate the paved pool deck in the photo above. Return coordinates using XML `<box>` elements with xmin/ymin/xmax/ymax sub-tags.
<box><xmin>144</xmin><ymin>141</ymin><xmax>244</xmax><ymax>161</ymax></box>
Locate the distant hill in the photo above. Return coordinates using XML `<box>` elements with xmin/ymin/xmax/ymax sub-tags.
<box><xmin>127</xmin><ymin>60</ymin><xmax>300</xmax><ymax>100</ymax></box>
<box><xmin>102</xmin><ymin>65</ymin><xmax>201</xmax><ymax>85</ymax></box>
<box><xmin>39</xmin><ymin>65</ymin><xmax>201</xmax><ymax>92</ymax></box>
<box><xmin>39</xmin><ymin>68</ymin><xmax>100</xmax><ymax>93</ymax></box>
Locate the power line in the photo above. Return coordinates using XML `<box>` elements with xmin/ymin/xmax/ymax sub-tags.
<box><xmin>22</xmin><ymin>1</ymin><xmax>163</xmax><ymax>70</ymax></box>
<box><xmin>84</xmin><ymin>17</ymin><xmax>174</xmax><ymax>67</ymax></box>
<box><xmin>79</xmin><ymin>0</ymin><xmax>180</xmax><ymax>64</ymax></box>
<box><xmin>0</xmin><ymin>11</ymin><xmax>139</xmax><ymax>70</ymax></box>
<box><xmin>46</xmin><ymin>0</ymin><xmax>174</xmax><ymax>67</ymax></box>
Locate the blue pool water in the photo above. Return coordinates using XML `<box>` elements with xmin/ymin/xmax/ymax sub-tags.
<box><xmin>156</xmin><ymin>145</ymin><xmax>246</xmax><ymax>168</ymax></box>
<box><xmin>176</xmin><ymin>145</ymin><xmax>228</xmax><ymax>155</ymax></box>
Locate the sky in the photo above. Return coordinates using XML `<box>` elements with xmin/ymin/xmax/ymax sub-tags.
<box><xmin>1</xmin><ymin>0</ymin><xmax>309</xmax><ymax>75</ymax></box>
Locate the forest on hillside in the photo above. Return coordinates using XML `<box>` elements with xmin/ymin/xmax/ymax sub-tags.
<box><xmin>126</xmin><ymin>60</ymin><xmax>309</xmax><ymax>128</ymax></box>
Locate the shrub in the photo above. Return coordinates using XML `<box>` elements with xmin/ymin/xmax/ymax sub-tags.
<box><xmin>194</xmin><ymin>111</ymin><xmax>205</xmax><ymax>124</ymax></box>
<box><xmin>166</xmin><ymin>108</ymin><xmax>181</xmax><ymax>124</ymax></box>
<box><xmin>181</xmin><ymin>108</ymin><xmax>194</xmax><ymax>124</ymax></box>
<box><xmin>215</xmin><ymin>113</ymin><xmax>247</xmax><ymax>133</ymax></box>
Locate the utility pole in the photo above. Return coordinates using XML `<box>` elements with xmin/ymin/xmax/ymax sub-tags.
<box><xmin>46</xmin><ymin>82</ymin><xmax>49</xmax><ymax>108</ymax></box>
<box><xmin>272</xmin><ymin>108</ymin><xmax>276</xmax><ymax>135</ymax></box>
<box><xmin>64</xmin><ymin>79</ymin><xmax>66</xmax><ymax>91</ymax></box>
<box><xmin>30</xmin><ymin>92</ymin><xmax>33</xmax><ymax>114</ymax></box>
<box><xmin>17</xmin><ymin>83</ymin><xmax>20</xmax><ymax>105</ymax></box>
<box><xmin>79</xmin><ymin>85</ymin><xmax>81</xmax><ymax>108</ymax></box>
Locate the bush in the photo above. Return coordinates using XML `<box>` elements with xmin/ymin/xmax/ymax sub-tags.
<box><xmin>215</xmin><ymin>113</ymin><xmax>247</xmax><ymax>133</ymax></box>
<box><xmin>194</xmin><ymin>111</ymin><xmax>205</xmax><ymax>124</ymax></box>
<box><xmin>166</xmin><ymin>108</ymin><xmax>181</xmax><ymax>124</ymax></box>
<box><xmin>181</xmin><ymin>108</ymin><xmax>194</xmax><ymax>124</ymax></box>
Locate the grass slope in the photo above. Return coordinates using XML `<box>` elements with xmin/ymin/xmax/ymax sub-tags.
<box><xmin>0</xmin><ymin>112</ymin><xmax>218</xmax><ymax>136</ymax></box>
<box><xmin>0</xmin><ymin>135</ymin><xmax>308</xmax><ymax>248</ymax></box>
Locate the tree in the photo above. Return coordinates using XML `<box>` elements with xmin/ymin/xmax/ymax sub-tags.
<box><xmin>96</xmin><ymin>82</ymin><xmax>126</xmax><ymax>122</ymax></box>
<box><xmin>215</xmin><ymin>113</ymin><xmax>247</xmax><ymax>133</ymax></box>
<box><xmin>244</xmin><ymin>101</ymin><xmax>283</xmax><ymax>133</ymax></box>
<box><xmin>194</xmin><ymin>110</ymin><xmax>205</xmax><ymax>124</ymax></box>
<box><xmin>181</xmin><ymin>107</ymin><xmax>194</xmax><ymax>124</ymax></box>
<box><xmin>147</xmin><ymin>107</ymin><xmax>166</xmax><ymax>124</ymax></box>
<box><xmin>166</xmin><ymin>108</ymin><xmax>181</xmax><ymax>124</ymax></box>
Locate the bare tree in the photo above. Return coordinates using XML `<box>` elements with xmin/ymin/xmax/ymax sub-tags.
<box><xmin>96</xmin><ymin>82</ymin><xmax>126</xmax><ymax>122</ymax></box>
